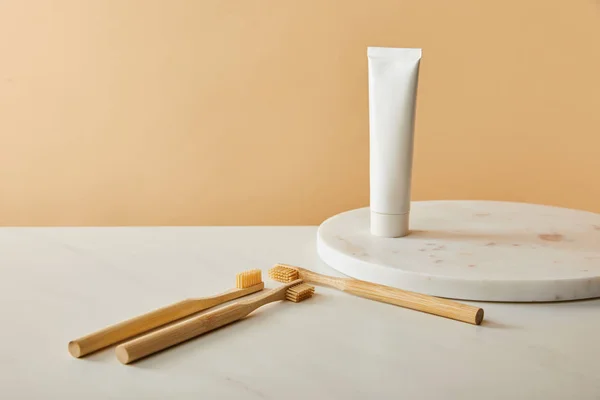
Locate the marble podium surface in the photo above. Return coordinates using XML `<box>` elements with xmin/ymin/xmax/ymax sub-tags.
<box><xmin>1</xmin><ymin>227</ymin><xmax>599</xmax><ymax>399</ymax></box>
<box><xmin>318</xmin><ymin>201</ymin><xmax>600</xmax><ymax>301</ymax></box>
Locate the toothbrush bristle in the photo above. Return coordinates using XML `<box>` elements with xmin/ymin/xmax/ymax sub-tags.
<box><xmin>285</xmin><ymin>283</ymin><xmax>315</xmax><ymax>303</ymax></box>
<box><xmin>268</xmin><ymin>265</ymin><xmax>299</xmax><ymax>283</ymax></box>
<box><xmin>236</xmin><ymin>269</ymin><xmax>262</xmax><ymax>288</ymax></box>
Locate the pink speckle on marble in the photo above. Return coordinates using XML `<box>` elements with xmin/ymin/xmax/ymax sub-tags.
<box><xmin>539</xmin><ymin>233</ymin><xmax>564</xmax><ymax>242</ymax></box>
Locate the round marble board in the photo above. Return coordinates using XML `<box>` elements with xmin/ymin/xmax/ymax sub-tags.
<box><xmin>317</xmin><ymin>201</ymin><xmax>600</xmax><ymax>302</ymax></box>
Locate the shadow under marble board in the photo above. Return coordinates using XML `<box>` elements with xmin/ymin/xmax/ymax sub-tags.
<box><xmin>317</xmin><ymin>200</ymin><xmax>600</xmax><ymax>302</ymax></box>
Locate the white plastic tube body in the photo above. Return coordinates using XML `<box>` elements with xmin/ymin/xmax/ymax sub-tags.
<box><xmin>368</xmin><ymin>47</ymin><xmax>421</xmax><ymax>237</ymax></box>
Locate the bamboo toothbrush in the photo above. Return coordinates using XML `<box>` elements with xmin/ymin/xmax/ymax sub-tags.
<box><xmin>68</xmin><ymin>269</ymin><xmax>264</xmax><ymax>358</ymax></box>
<box><xmin>115</xmin><ymin>279</ymin><xmax>314</xmax><ymax>364</ymax></box>
<box><xmin>269</xmin><ymin>264</ymin><xmax>484</xmax><ymax>325</ymax></box>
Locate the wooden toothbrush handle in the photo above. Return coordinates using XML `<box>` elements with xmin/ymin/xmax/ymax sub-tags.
<box><xmin>115</xmin><ymin>284</ymin><xmax>292</xmax><ymax>364</ymax></box>
<box><xmin>68</xmin><ymin>299</ymin><xmax>208</xmax><ymax>358</ymax></box>
<box><xmin>68</xmin><ymin>284</ymin><xmax>263</xmax><ymax>358</ymax></box>
<box><xmin>115</xmin><ymin>301</ymin><xmax>254</xmax><ymax>364</ymax></box>
<box><xmin>343</xmin><ymin>280</ymin><xmax>484</xmax><ymax>325</ymax></box>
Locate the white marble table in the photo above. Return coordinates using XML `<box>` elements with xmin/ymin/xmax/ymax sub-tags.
<box><xmin>1</xmin><ymin>227</ymin><xmax>599</xmax><ymax>399</ymax></box>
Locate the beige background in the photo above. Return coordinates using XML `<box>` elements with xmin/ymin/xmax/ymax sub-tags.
<box><xmin>1</xmin><ymin>0</ymin><xmax>599</xmax><ymax>226</ymax></box>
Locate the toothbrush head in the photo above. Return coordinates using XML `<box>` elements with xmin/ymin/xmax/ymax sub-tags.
<box><xmin>236</xmin><ymin>269</ymin><xmax>263</xmax><ymax>289</ymax></box>
<box><xmin>268</xmin><ymin>264</ymin><xmax>299</xmax><ymax>283</ymax></box>
<box><xmin>285</xmin><ymin>282</ymin><xmax>315</xmax><ymax>303</ymax></box>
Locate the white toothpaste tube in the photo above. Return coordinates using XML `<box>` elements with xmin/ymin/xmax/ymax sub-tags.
<box><xmin>368</xmin><ymin>47</ymin><xmax>422</xmax><ymax>237</ymax></box>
